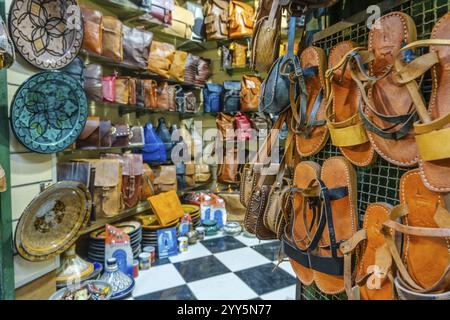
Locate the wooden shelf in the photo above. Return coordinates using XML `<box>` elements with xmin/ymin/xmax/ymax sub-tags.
<box><xmin>90</xmin><ymin>0</ymin><xmax>146</xmax><ymax>20</ymax></box>
<box><xmin>59</xmin><ymin>145</ymin><xmax>142</xmax><ymax>155</ymax></box>
<box><xmin>80</xmin><ymin>201</ymin><xmax>151</xmax><ymax>235</ymax></box>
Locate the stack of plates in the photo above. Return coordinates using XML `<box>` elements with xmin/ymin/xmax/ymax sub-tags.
<box><xmin>141</xmin><ymin>219</ymin><xmax>179</xmax><ymax>248</ymax></box>
<box><xmin>182</xmin><ymin>204</ymin><xmax>201</xmax><ymax>228</ymax></box>
<box><xmin>88</xmin><ymin>221</ymin><xmax>142</xmax><ymax>264</ymax></box>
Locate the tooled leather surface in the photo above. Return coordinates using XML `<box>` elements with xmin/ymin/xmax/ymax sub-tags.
<box><xmin>367</xmin><ymin>12</ymin><xmax>418</xmax><ymax>166</ymax></box>
<box><xmin>82</xmin><ymin>8</ymin><xmax>103</xmax><ymax>55</ymax></box>
<box><xmin>169</xmin><ymin>51</ymin><xmax>188</xmax><ymax>82</ymax></box>
<box><xmin>329</xmin><ymin>41</ymin><xmax>375</xmax><ymax>166</ymax></box>
<box><xmin>102</xmin><ymin>16</ymin><xmax>122</xmax><ymax>61</ymax></box>
<box><xmin>240</xmin><ymin>75</ymin><xmax>262</xmax><ymax>111</ymax></box>
<box><xmin>420</xmin><ymin>13</ymin><xmax>450</xmax><ymax>191</ymax></box>
<box><xmin>148</xmin><ymin>41</ymin><xmax>175</xmax><ymax>78</ymax></box>
<box><xmin>229</xmin><ymin>1</ymin><xmax>254</xmax><ymax>39</ymax></box>
<box><xmin>205</xmin><ymin>0</ymin><xmax>228</xmax><ymax>40</ymax></box>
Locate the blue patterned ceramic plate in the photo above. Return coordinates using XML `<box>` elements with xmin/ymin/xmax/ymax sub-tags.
<box><xmin>10</xmin><ymin>71</ymin><xmax>88</xmax><ymax>153</ymax></box>
<box><xmin>9</xmin><ymin>0</ymin><xmax>83</xmax><ymax>70</ymax></box>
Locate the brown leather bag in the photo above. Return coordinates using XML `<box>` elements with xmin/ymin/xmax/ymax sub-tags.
<box><xmin>157</xmin><ymin>82</ymin><xmax>171</xmax><ymax>111</ymax></box>
<box><xmin>148</xmin><ymin>41</ymin><xmax>175</xmax><ymax>78</ymax></box>
<box><xmin>216</xmin><ymin>113</ymin><xmax>236</xmax><ymax>141</ymax></box>
<box><xmin>111</xmin><ymin>124</ymin><xmax>131</xmax><ymax>147</ymax></box>
<box><xmin>229</xmin><ymin>1</ymin><xmax>254</xmax><ymax>39</ymax></box>
<box><xmin>184</xmin><ymin>54</ymin><xmax>199</xmax><ymax>85</ymax></box>
<box><xmin>136</xmin><ymin>79</ymin><xmax>158</xmax><ymax>109</ymax></box>
<box><xmin>77</xmin><ymin>117</ymin><xmax>112</xmax><ymax>150</ymax></box>
<box><xmin>102</xmin><ymin>16</ymin><xmax>123</xmax><ymax>61</ymax></box>
<box><xmin>185</xmin><ymin>163</ymin><xmax>196</xmax><ymax>187</ymax></box>
<box><xmin>240</xmin><ymin>75</ymin><xmax>262</xmax><ymax>111</ymax></box>
<box><xmin>218</xmin><ymin>146</ymin><xmax>240</xmax><ymax>184</ymax></box>
<box><xmin>168</xmin><ymin>85</ymin><xmax>178</xmax><ymax>111</ymax></box>
<box><xmin>81</xmin><ymin>7</ymin><xmax>103</xmax><ymax>55</ymax></box>
<box><xmin>251</xmin><ymin>0</ymin><xmax>281</xmax><ymax>72</ymax></box>
<box><xmin>123</xmin><ymin>25</ymin><xmax>153</xmax><ymax>70</ymax></box>
<box><xmin>115</xmin><ymin>77</ymin><xmax>137</xmax><ymax>105</ymax></box>
<box><xmin>204</xmin><ymin>0</ymin><xmax>228</xmax><ymax>40</ymax></box>
<box><xmin>231</xmin><ymin>42</ymin><xmax>247</xmax><ymax>68</ymax></box>
<box><xmin>141</xmin><ymin>164</ymin><xmax>155</xmax><ymax>201</ymax></box>
<box><xmin>169</xmin><ymin>51</ymin><xmax>188</xmax><ymax>82</ymax></box>
<box><xmin>84</xmin><ymin>64</ymin><xmax>103</xmax><ymax>101</ymax></box>
<box><xmin>153</xmin><ymin>165</ymin><xmax>177</xmax><ymax>193</ymax></box>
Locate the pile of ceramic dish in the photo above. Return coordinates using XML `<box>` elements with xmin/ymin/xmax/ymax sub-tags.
<box><xmin>182</xmin><ymin>204</ymin><xmax>201</xmax><ymax>228</ymax></box>
<box><xmin>140</xmin><ymin>218</ymin><xmax>179</xmax><ymax>249</ymax></box>
<box><xmin>88</xmin><ymin>221</ymin><xmax>142</xmax><ymax>264</ymax></box>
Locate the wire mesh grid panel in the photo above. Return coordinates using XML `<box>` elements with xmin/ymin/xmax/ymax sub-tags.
<box><xmin>296</xmin><ymin>0</ymin><xmax>450</xmax><ymax>300</ymax></box>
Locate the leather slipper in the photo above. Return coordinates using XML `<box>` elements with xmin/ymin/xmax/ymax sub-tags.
<box><xmin>382</xmin><ymin>169</ymin><xmax>450</xmax><ymax>295</ymax></box>
<box><xmin>314</xmin><ymin>156</ymin><xmax>358</xmax><ymax>294</ymax></box>
<box><xmin>288</xmin><ymin>161</ymin><xmax>322</xmax><ymax>286</ymax></box>
<box><xmin>340</xmin><ymin>203</ymin><xmax>395</xmax><ymax>300</ymax></box>
<box><xmin>394</xmin><ymin>12</ymin><xmax>450</xmax><ymax>192</ymax></box>
<box><xmin>294</xmin><ymin>46</ymin><xmax>329</xmax><ymax>157</ymax></box>
<box><xmin>326</xmin><ymin>41</ymin><xmax>376</xmax><ymax>167</ymax></box>
<box><xmin>361</xmin><ymin>12</ymin><xmax>418</xmax><ymax>167</ymax></box>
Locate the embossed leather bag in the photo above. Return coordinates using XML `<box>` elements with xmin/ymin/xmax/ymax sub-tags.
<box><xmin>184</xmin><ymin>53</ymin><xmax>199</xmax><ymax>84</ymax></box>
<box><xmin>122</xmin><ymin>25</ymin><xmax>153</xmax><ymax>69</ymax></box>
<box><xmin>102</xmin><ymin>75</ymin><xmax>116</xmax><ymax>102</ymax></box>
<box><xmin>195</xmin><ymin>58</ymin><xmax>211</xmax><ymax>86</ymax></box>
<box><xmin>115</xmin><ymin>77</ymin><xmax>137</xmax><ymax>105</ymax></box>
<box><xmin>183</xmin><ymin>91</ymin><xmax>197</xmax><ymax>113</ymax></box>
<box><xmin>141</xmin><ymin>163</ymin><xmax>155</xmax><ymax>201</ymax></box>
<box><xmin>251</xmin><ymin>0</ymin><xmax>281</xmax><ymax>72</ymax></box>
<box><xmin>218</xmin><ymin>147</ymin><xmax>240</xmax><ymax>184</ymax></box>
<box><xmin>204</xmin><ymin>0</ymin><xmax>228</xmax><ymax>40</ymax></box>
<box><xmin>102</xmin><ymin>16</ymin><xmax>123</xmax><ymax>61</ymax></box>
<box><xmin>84</xmin><ymin>64</ymin><xmax>103</xmax><ymax>101</ymax></box>
<box><xmin>216</xmin><ymin>113</ymin><xmax>235</xmax><ymax>141</ymax></box>
<box><xmin>223</xmin><ymin>81</ymin><xmax>241</xmax><ymax>112</ymax></box>
<box><xmin>81</xmin><ymin>7</ymin><xmax>103</xmax><ymax>55</ymax></box>
<box><xmin>169</xmin><ymin>50</ymin><xmax>188</xmax><ymax>82</ymax></box>
<box><xmin>228</xmin><ymin>1</ymin><xmax>255</xmax><ymax>39</ymax></box>
<box><xmin>240</xmin><ymin>75</ymin><xmax>262</xmax><ymax>111</ymax></box>
<box><xmin>204</xmin><ymin>83</ymin><xmax>223</xmax><ymax>113</ymax></box>
<box><xmin>231</xmin><ymin>42</ymin><xmax>248</xmax><ymax>68</ymax></box>
<box><xmin>148</xmin><ymin>41</ymin><xmax>175</xmax><ymax>78</ymax></box>
<box><xmin>130</xmin><ymin>126</ymin><xmax>145</xmax><ymax>146</ymax></box>
<box><xmin>163</xmin><ymin>5</ymin><xmax>194</xmax><ymax>39</ymax></box>
<box><xmin>153</xmin><ymin>165</ymin><xmax>177</xmax><ymax>193</ymax></box>
<box><xmin>136</xmin><ymin>79</ymin><xmax>158</xmax><ymax>109</ymax></box>
<box><xmin>157</xmin><ymin>82</ymin><xmax>171</xmax><ymax>111</ymax></box>
<box><xmin>111</xmin><ymin>124</ymin><xmax>131</xmax><ymax>147</ymax></box>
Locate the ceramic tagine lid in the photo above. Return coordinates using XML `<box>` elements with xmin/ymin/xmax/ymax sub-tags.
<box><xmin>56</xmin><ymin>244</ymin><xmax>94</xmax><ymax>286</ymax></box>
<box><xmin>99</xmin><ymin>258</ymin><xmax>135</xmax><ymax>300</ymax></box>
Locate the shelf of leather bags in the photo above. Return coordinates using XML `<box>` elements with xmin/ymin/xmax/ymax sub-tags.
<box><xmin>80</xmin><ymin>201</ymin><xmax>151</xmax><ymax>236</ymax></box>
<box><xmin>80</xmin><ymin>50</ymin><xmax>204</xmax><ymax>90</ymax></box>
<box><xmin>89</xmin><ymin>0</ymin><xmax>147</xmax><ymax>20</ymax></box>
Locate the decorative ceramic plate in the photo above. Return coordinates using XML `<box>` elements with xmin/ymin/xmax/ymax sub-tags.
<box><xmin>181</xmin><ymin>204</ymin><xmax>200</xmax><ymax>215</ymax></box>
<box><xmin>49</xmin><ymin>280</ymin><xmax>112</xmax><ymax>300</ymax></box>
<box><xmin>89</xmin><ymin>221</ymin><xmax>142</xmax><ymax>240</ymax></box>
<box><xmin>10</xmin><ymin>72</ymin><xmax>88</xmax><ymax>153</ymax></box>
<box><xmin>15</xmin><ymin>181</ymin><xmax>91</xmax><ymax>261</ymax></box>
<box><xmin>141</xmin><ymin>218</ymin><xmax>179</xmax><ymax>230</ymax></box>
<box><xmin>9</xmin><ymin>0</ymin><xmax>84</xmax><ymax>69</ymax></box>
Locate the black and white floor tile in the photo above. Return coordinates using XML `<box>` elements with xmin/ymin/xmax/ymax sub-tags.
<box><xmin>132</xmin><ymin>233</ymin><xmax>297</xmax><ymax>300</ymax></box>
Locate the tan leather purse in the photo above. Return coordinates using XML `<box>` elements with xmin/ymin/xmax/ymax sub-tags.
<box><xmin>88</xmin><ymin>159</ymin><xmax>123</xmax><ymax>218</ymax></box>
<box><xmin>141</xmin><ymin>164</ymin><xmax>155</xmax><ymax>201</ymax></box>
<box><xmin>229</xmin><ymin>1</ymin><xmax>254</xmax><ymax>39</ymax></box>
<box><xmin>218</xmin><ymin>147</ymin><xmax>240</xmax><ymax>184</ymax></box>
<box><xmin>163</xmin><ymin>5</ymin><xmax>194</xmax><ymax>39</ymax></box>
<box><xmin>216</xmin><ymin>113</ymin><xmax>236</xmax><ymax>141</ymax></box>
<box><xmin>185</xmin><ymin>163</ymin><xmax>195</xmax><ymax>187</ymax></box>
<box><xmin>115</xmin><ymin>77</ymin><xmax>136</xmax><ymax>105</ymax></box>
<box><xmin>204</xmin><ymin>0</ymin><xmax>228</xmax><ymax>40</ymax></box>
<box><xmin>251</xmin><ymin>0</ymin><xmax>281</xmax><ymax>72</ymax></box>
<box><xmin>81</xmin><ymin>7</ymin><xmax>103</xmax><ymax>55</ymax></box>
<box><xmin>153</xmin><ymin>165</ymin><xmax>177</xmax><ymax>193</ymax></box>
<box><xmin>157</xmin><ymin>82</ymin><xmax>174</xmax><ymax>111</ymax></box>
<box><xmin>169</xmin><ymin>51</ymin><xmax>188</xmax><ymax>82</ymax></box>
<box><xmin>240</xmin><ymin>75</ymin><xmax>262</xmax><ymax>111</ymax></box>
<box><xmin>102</xmin><ymin>16</ymin><xmax>123</xmax><ymax>61</ymax></box>
<box><xmin>148</xmin><ymin>41</ymin><xmax>175</xmax><ymax>78</ymax></box>
<box><xmin>0</xmin><ymin>164</ymin><xmax>6</xmax><ymax>192</ymax></box>
<box><xmin>231</xmin><ymin>42</ymin><xmax>247</xmax><ymax>68</ymax></box>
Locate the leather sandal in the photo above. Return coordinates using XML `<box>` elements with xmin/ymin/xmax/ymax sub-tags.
<box><xmin>381</xmin><ymin>169</ymin><xmax>450</xmax><ymax>299</ymax></box>
<box><xmin>358</xmin><ymin>12</ymin><xmax>419</xmax><ymax>167</ymax></box>
<box><xmin>393</xmin><ymin>12</ymin><xmax>450</xmax><ymax>192</ymax></box>
<box><xmin>293</xmin><ymin>46</ymin><xmax>329</xmax><ymax>157</ymax></box>
<box><xmin>340</xmin><ymin>203</ymin><xmax>395</xmax><ymax>300</ymax></box>
<box><xmin>286</xmin><ymin>161</ymin><xmax>322</xmax><ymax>286</ymax></box>
<box><xmin>325</xmin><ymin>41</ymin><xmax>376</xmax><ymax>167</ymax></box>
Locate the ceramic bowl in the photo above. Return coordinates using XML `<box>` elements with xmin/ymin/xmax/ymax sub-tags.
<box><xmin>49</xmin><ymin>280</ymin><xmax>112</xmax><ymax>300</ymax></box>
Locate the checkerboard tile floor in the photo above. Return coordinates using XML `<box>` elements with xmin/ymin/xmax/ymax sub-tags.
<box><xmin>132</xmin><ymin>233</ymin><xmax>297</xmax><ymax>300</ymax></box>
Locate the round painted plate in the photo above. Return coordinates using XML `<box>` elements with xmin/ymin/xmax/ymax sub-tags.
<box><xmin>10</xmin><ymin>72</ymin><xmax>88</xmax><ymax>153</ymax></box>
<box><xmin>9</xmin><ymin>0</ymin><xmax>83</xmax><ymax>70</ymax></box>
<box><xmin>15</xmin><ymin>181</ymin><xmax>91</xmax><ymax>261</ymax></box>
<box><xmin>89</xmin><ymin>221</ymin><xmax>142</xmax><ymax>240</ymax></box>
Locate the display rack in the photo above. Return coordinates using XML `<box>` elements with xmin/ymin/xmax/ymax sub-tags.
<box><xmin>295</xmin><ymin>0</ymin><xmax>450</xmax><ymax>301</ymax></box>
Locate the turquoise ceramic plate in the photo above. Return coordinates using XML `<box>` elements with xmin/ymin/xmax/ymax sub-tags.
<box><xmin>10</xmin><ymin>71</ymin><xmax>88</xmax><ymax>153</ymax></box>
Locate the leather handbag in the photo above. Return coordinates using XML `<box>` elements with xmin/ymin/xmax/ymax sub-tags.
<box><xmin>169</xmin><ymin>50</ymin><xmax>188</xmax><ymax>82</ymax></box>
<box><xmin>81</xmin><ymin>7</ymin><xmax>103</xmax><ymax>55</ymax></box>
<box><xmin>87</xmin><ymin>159</ymin><xmax>123</xmax><ymax>218</ymax></box>
<box><xmin>156</xmin><ymin>82</ymin><xmax>171</xmax><ymax>110</ymax></box>
<box><xmin>186</xmin><ymin>1</ymin><xmax>205</xmax><ymax>41</ymax></box>
<box><xmin>183</xmin><ymin>92</ymin><xmax>197</xmax><ymax>113</ymax></box>
<box><xmin>102</xmin><ymin>16</ymin><xmax>123</xmax><ymax>61</ymax></box>
<box><xmin>175</xmin><ymin>85</ymin><xmax>185</xmax><ymax>112</ymax></box>
<box><xmin>240</xmin><ymin>75</ymin><xmax>262</xmax><ymax>111</ymax></box>
<box><xmin>231</xmin><ymin>42</ymin><xmax>248</xmax><ymax>68</ymax></box>
<box><xmin>184</xmin><ymin>53</ymin><xmax>199</xmax><ymax>84</ymax></box>
<box><xmin>141</xmin><ymin>163</ymin><xmax>155</xmax><ymax>201</ymax></box>
<box><xmin>115</xmin><ymin>77</ymin><xmax>137</xmax><ymax>105</ymax></box>
<box><xmin>235</xmin><ymin>112</ymin><xmax>253</xmax><ymax>141</ymax></box>
<box><xmin>122</xmin><ymin>25</ymin><xmax>153</xmax><ymax>70</ymax></box>
<box><xmin>148</xmin><ymin>41</ymin><xmax>175</xmax><ymax>78</ymax></box>
<box><xmin>142</xmin><ymin>122</ymin><xmax>167</xmax><ymax>163</ymax></box>
<box><xmin>102</xmin><ymin>75</ymin><xmax>116</xmax><ymax>102</ymax></box>
<box><xmin>156</xmin><ymin>117</ymin><xmax>173</xmax><ymax>160</ymax></box>
<box><xmin>84</xmin><ymin>64</ymin><xmax>103</xmax><ymax>101</ymax></box>
<box><xmin>149</xmin><ymin>0</ymin><xmax>174</xmax><ymax>25</ymax></box>
<box><xmin>204</xmin><ymin>83</ymin><xmax>223</xmax><ymax>113</ymax></box>
<box><xmin>195</xmin><ymin>58</ymin><xmax>211</xmax><ymax>86</ymax></box>
<box><xmin>130</xmin><ymin>126</ymin><xmax>145</xmax><ymax>146</ymax></box>
<box><xmin>136</xmin><ymin>79</ymin><xmax>158</xmax><ymax>109</ymax></box>
<box><xmin>204</xmin><ymin>0</ymin><xmax>228</xmax><ymax>40</ymax></box>
<box><xmin>77</xmin><ymin>117</ymin><xmax>103</xmax><ymax>150</ymax></box>
<box><xmin>163</xmin><ymin>5</ymin><xmax>194</xmax><ymax>39</ymax></box>
<box><xmin>111</xmin><ymin>124</ymin><xmax>131</xmax><ymax>147</ymax></box>
<box><xmin>218</xmin><ymin>147</ymin><xmax>240</xmax><ymax>184</ymax></box>
<box><xmin>185</xmin><ymin>162</ymin><xmax>195</xmax><ymax>187</ymax></box>
<box><xmin>259</xmin><ymin>16</ymin><xmax>304</xmax><ymax>114</ymax></box>
<box><xmin>251</xmin><ymin>0</ymin><xmax>281</xmax><ymax>73</ymax></box>
<box><xmin>147</xmin><ymin>189</ymin><xmax>184</xmax><ymax>225</ymax></box>
<box><xmin>153</xmin><ymin>166</ymin><xmax>177</xmax><ymax>193</ymax></box>
<box><xmin>216</xmin><ymin>113</ymin><xmax>235</xmax><ymax>141</ymax></box>
<box><xmin>228</xmin><ymin>1</ymin><xmax>255</xmax><ymax>39</ymax></box>
<box><xmin>223</xmin><ymin>81</ymin><xmax>241</xmax><ymax>112</ymax></box>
